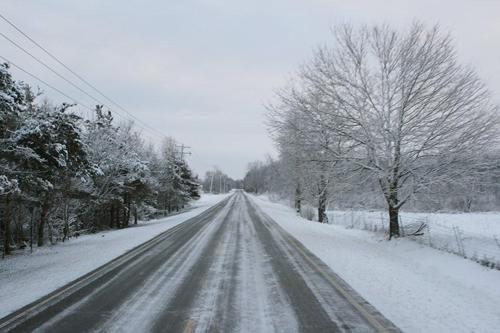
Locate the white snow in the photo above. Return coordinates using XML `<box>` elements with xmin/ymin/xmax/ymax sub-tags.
<box><xmin>328</xmin><ymin>210</ymin><xmax>500</xmax><ymax>266</ymax></box>
<box><xmin>251</xmin><ymin>194</ymin><xmax>500</xmax><ymax>333</ymax></box>
<box><xmin>0</xmin><ymin>193</ymin><xmax>230</xmax><ymax>319</ymax></box>
<box><xmin>329</xmin><ymin>210</ymin><xmax>500</xmax><ymax>236</ymax></box>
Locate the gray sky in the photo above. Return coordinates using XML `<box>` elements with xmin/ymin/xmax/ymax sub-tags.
<box><xmin>2</xmin><ymin>0</ymin><xmax>500</xmax><ymax>178</ymax></box>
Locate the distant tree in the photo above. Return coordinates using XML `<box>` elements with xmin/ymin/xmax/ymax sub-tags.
<box><xmin>179</xmin><ymin>162</ymin><xmax>200</xmax><ymax>200</ymax></box>
<box><xmin>202</xmin><ymin>168</ymin><xmax>236</xmax><ymax>194</ymax></box>
<box><xmin>269</xmin><ymin>87</ymin><xmax>348</xmax><ymax>222</ymax></box>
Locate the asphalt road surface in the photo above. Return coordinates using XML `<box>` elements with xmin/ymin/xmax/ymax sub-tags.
<box><xmin>0</xmin><ymin>191</ymin><xmax>400</xmax><ymax>333</ymax></box>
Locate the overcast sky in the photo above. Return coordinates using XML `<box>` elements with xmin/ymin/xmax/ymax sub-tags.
<box><xmin>2</xmin><ymin>1</ymin><xmax>500</xmax><ymax>178</ymax></box>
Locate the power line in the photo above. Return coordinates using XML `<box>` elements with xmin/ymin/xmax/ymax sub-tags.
<box><xmin>0</xmin><ymin>13</ymin><xmax>166</xmax><ymax>139</ymax></box>
<box><xmin>0</xmin><ymin>55</ymin><xmax>94</xmax><ymax>111</ymax></box>
<box><xmin>0</xmin><ymin>31</ymin><xmax>162</xmax><ymax>139</ymax></box>
<box><xmin>0</xmin><ymin>32</ymin><xmax>107</xmax><ymax>107</ymax></box>
<box><xmin>0</xmin><ymin>13</ymin><xmax>163</xmax><ymax>136</ymax></box>
<box><xmin>0</xmin><ymin>55</ymin><xmax>163</xmax><ymax>143</ymax></box>
<box><xmin>175</xmin><ymin>144</ymin><xmax>192</xmax><ymax>161</ymax></box>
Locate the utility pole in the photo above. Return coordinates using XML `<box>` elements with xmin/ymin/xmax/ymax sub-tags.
<box><xmin>209</xmin><ymin>172</ymin><xmax>214</xmax><ymax>193</ymax></box>
<box><xmin>29</xmin><ymin>206</ymin><xmax>34</xmax><ymax>253</ymax></box>
<box><xmin>175</xmin><ymin>144</ymin><xmax>191</xmax><ymax>161</ymax></box>
<box><xmin>219</xmin><ymin>174</ymin><xmax>222</xmax><ymax>193</ymax></box>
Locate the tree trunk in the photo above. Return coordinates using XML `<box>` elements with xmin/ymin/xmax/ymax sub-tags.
<box><xmin>125</xmin><ymin>194</ymin><xmax>131</xmax><ymax>227</ymax></box>
<box><xmin>318</xmin><ymin>195</ymin><xmax>327</xmax><ymax>223</ymax></box>
<box><xmin>38</xmin><ymin>201</ymin><xmax>49</xmax><ymax>247</ymax></box>
<box><xmin>388</xmin><ymin>205</ymin><xmax>400</xmax><ymax>239</ymax></box>
<box><xmin>13</xmin><ymin>203</ymin><xmax>24</xmax><ymax>244</ymax></box>
<box><xmin>295</xmin><ymin>183</ymin><xmax>302</xmax><ymax>214</ymax></box>
<box><xmin>123</xmin><ymin>196</ymin><xmax>129</xmax><ymax>228</ymax></box>
<box><xmin>134</xmin><ymin>203</ymin><xmax>138</xmax><ymax>225</ymax></box>
<box><xmin>385</xmin><ymin>179</ymin><xmax>401</xmax><ymax>239</ymax></box>
<box><xmin>15</xmin><ymin>204</ymin><xmax>24</xmax><ymax>245</ymax></box>
<box><xmin>318</xmin><ymin>176</ymin><xmax>328</xmax><ymax>223</ymax></box>
<box><xmin>62</xmin><ymin>202</ymin><xmax>69</xmax><ymax>242</ymax></box>
<box><xmin>116</xmin><ymin>205</ymin><xmax>121</xmax><ymax>229</ymax></box>
<box><xmin>109</xmin><ymin>203</ymin><xmax>115</xmax><ymax>229</ymax></box>
<box><xmin>3</xmin><ymin>195</ymin><xmax>12</xmax><ymax>255</ymax></box>
<box><xmin>48</xmin><ymin>221</ymin><xmax>54</xmax><ymax>245</ymax></box>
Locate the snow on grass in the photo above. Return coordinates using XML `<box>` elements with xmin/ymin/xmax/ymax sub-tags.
<box><xmin>251</xmin><ymin>194</ymin><xmax>500</xmax><ymax>333</ymax></box>
<box><xmin>0</xmin><ymin>193</ymin><xmax>230</xmax><ymax>319</ymax></box>
<box><xmin>329</xmin><ymin>210</ymin><xmax>500</xmax><ymax>267</ymax></box>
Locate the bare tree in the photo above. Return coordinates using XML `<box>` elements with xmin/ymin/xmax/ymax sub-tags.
<box><xmin>298</xmin><ymin>23</ymin><xmax>499</xmax><ymax>237</ymax></box>
<box><xmin>202</xmin><ymin>167</ymin><xmax>236</xmax><ymax>194</ymax></box>
<box><xmin>268</xmin><ymin>86</ymin><xmax>347</xmax><ymax>223</ymax></box>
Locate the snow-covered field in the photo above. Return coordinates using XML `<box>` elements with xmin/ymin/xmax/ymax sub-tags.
<box><xmin>251</xmin><ymin>195</ymin><xmax>500</xmax><ymax>333</ymax></box>
<box><xmin>329</xmin><ymin>210</ymin><xmax>500</xmax><ymax>267</ymax></box>
<box><xmin>0</xmin><ymin>193</ymin><xmax>230</xmax><ymax>319</ymax></box>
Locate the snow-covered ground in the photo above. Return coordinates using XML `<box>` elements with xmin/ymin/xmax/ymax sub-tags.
<box><xmin>0</xmin><ymin>193</ymin><xmax>230</xmax><ymax>319</ymax></box>
<box><xmin>251</xmin><ymin>195</ymin><xmax>500</xmax><ymax>333</ymax></box>
<box><xmin>329</xmin><ymin>210</ymin><xmax>500</xmax><ymax>267</ymax></box>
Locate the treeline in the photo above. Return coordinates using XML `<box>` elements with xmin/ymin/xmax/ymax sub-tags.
<box><xmin>244</xmin><ymin>157</ymin><xmax>500</xmax><ymax>213</ymax></box>
<box><xmin>201</xmin><ymin>168</ymin><xmax>241</xmax><ymax>194</ymax></box>
<box><xmin>0</xmin><ymin>63</ymin><xmax>200</xmax><ymax>255</ymax></box>
<box><xmin>245</xmin><ymin>23</ymin><xmax>500</xmax><ymax>238</ymax></box>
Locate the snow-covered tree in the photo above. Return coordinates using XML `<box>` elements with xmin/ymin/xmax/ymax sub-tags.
<box><xmin>12</xmin><ymin>101</ymin><xmax>89</xmax><ymax>245</ymax></box>
<box><xmin>266</xmin><ymin>23</ymin><xmax>500</xmax><ymax>237</ymax></box>
<box><xmin>268</xmin><ymin>85</ymin><xmax>348</xmax><ymax>222</ymax></box>
<box><xmin>0</xmin><ymin>65</ymin><xmax>201</xmax><ymax>254</ymax></box>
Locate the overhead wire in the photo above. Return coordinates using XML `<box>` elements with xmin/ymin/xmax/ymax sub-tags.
<box><xmin>0</xmin><ymin>13</ymin><xmax>166</xmax><ymax>140</ymax></box>
<box><xmin>0</xmin><ymin>13</ymin><xmax>164</xmax><ymax>136</ymax></box>
<box><xmin>0</xmin><ymin>54</ymin><xmax>94</xmax><ymax>112</ymax></box>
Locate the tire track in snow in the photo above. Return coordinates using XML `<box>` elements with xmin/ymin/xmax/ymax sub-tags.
<box><xmin>148</xmin><ymin>195</ymin><xmax>239</xmax><ymax>332</ymax></box>
<box><xmin>186</xmin><ymin>192</ymin><xmax>299</xmax><ymax>333</ymax></box>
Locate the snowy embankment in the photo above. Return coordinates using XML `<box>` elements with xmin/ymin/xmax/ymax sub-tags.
<box><xmin>251</xmin><ymin>195</ymin><xmax>500</xmax><ymax>333</ymax></box>
<box><xmin>0</xmin><ymin>193</ymin><xmax>230</xmax><ymax>319</ymax></box>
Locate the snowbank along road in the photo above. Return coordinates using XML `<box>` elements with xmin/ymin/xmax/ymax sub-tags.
<box><xmin>0</xmin><ymin>191</ymin><xmax>400</xmax><ymax>333</ymax></box>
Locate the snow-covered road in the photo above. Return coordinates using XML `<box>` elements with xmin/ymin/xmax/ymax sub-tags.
<box><xmin>0</xmin><ymin>191</ymin><xmax>398</xmax><ymax>332</ymax></box>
